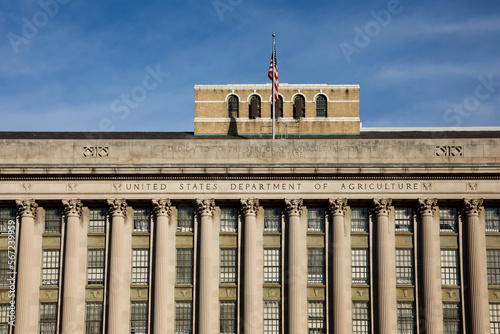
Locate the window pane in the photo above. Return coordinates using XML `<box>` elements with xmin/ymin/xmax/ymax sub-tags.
<box><xmin>395</xmin><ymin>207</ymin><xmax>413</xmax><ymax>232</ymax></box>
<box><xmin>221</xmin><ymin>207</ymin><xmax>238</xmax><ymax>232</ymax></box>
<box><xmin>316</xmin><ymin>95</ymin><xmax>327</xmax><ymax>117</ymax></box>
<box><xmin>0</xmin><ymin>251</ymin><xmax>10</xmax><ymax>287</ymax></box>
<box><xmin>264</xmin><ymin>248</ymin><xmax>281</xmax><ymax>284</ymax></box>
<box><xmin>45</xmin><ymin>208</ymin><xmax>62</xmax><ymax>233</ymax></box>
<box><xmin>220</xmin><ymin>301</ymin><xmax>236</xmax><ymax>334</ymax></box>
<box><xmin>490</xmin><ymin>303</ymin><xmax>500</xmax><ymax>334</ymax></box>
<box><xmin>308</xmin><ymin>301</ymin><xmax>325</xmax><ymax>334</ymax></box>
<box><xmin>175</xmin><ymin>301</ymin><xmax>192</xmax><ymax>333</ymax></box>
<box><xmin>396</xmin><ymin>249</ymin><xmax>414</xmax><ymax>284</ymax></box>
<box><xmin>441</xmin><ymin>249</ymin><xmax>460</xmax><ymax>285</ymax></box>
<box><xmin>177</xmin><ymin>207</ymin><xmax>194</xmax><ymax>232</ymax></box>
<box><xmin>0</xmin><ymin>207</ymin><xmax>16</xmax><ymax>234</ymax></box>
<box><xmin>40</xmin><ymin>303</ymin><xmax>57</xmax><ymax>334</ymax></box>
<box><xmin>228</xmin><ymin>95</ymin><xmax>239</xmax><ymax>118</ymax></box>
<box><xmin>351</xmin><ymin>208</ymin><xmax>368</xmax><ymax>232</ymax></box>
<box><xmin>87</xmin><ymin>249</ymin><xmax>104</xmax><ymax>285</ymax></box>
<box><xmin>264</xmin><ymin>301</ymin><xmax>281</xmax><ymax>334</ymax></box>
<box><xmin>42</xmin><ymin>250</ymin><xmax>60</xmax><ymax>285</ymax></box>
<box><xmin>352</xmin><ymin>301</ymin><xmax>370</xmax><ymax>334</ymax></box>
<box><xmin>443</xmin><ymin>302</ymin><xmax>461</xmax><ymax>334</ymax></box>
<box><xmin>131</xmin><ymin>301</ymin><xmax>148</xmax><ymax>334</ymax></box>
<box><xmin>398</xmin><ymin>302</ymin><xmax>415</xmax><ymax>334</ymax></box>
<box><xmin>176</xmin><ymin>249</ymin><xmax>193</xmax><ymax>284</ymax></box>
<box><xmin>132</xmin><ymin>249</ymin><xmax>149</xmax><ymax>284</ymax></box>
<box><xmin>352</xmin><ymin>249</ymin><xmax>369</xmax><ymax>284</ymax></box>
<box><xmin>220</xmin><ymin>248</ymin><xmax>237</xmax><ymax>284</ymax></box>
<box><xmin>308</xmin><ymin>208</ymin><xmax>324</xmax><ymax>232</ymax></box>
<box><xmin>264</xmin><ymin>207</ymin><xmax>280</xmax><ymax>232</ymax></box>
<box><xmin>488</xmin><ymin>249</ymin><xmax>500</xmax><ymax>285</ymax></box>
<box><xmin>308</xmin><ymin>248</ymin><xmax>325</xmax><ymax>284</ymax></box>
<box><xmin>89</xmin><ymin>208</ymin><xmax>106</xmax><ymax>233</ymax></box>
<box><xmin>440</xmin><ymin>207</ymin><xmax>457</xmax><ymax>232</ymax></box>
<box><xmin>134</xmin><ymin>207</ymin><xmax>150</xmax><ymax>232</ymax></box>
<box><xmin>0</xmin><ymin>304</ymin><xmax>10</xmax><ymax>333</ymax></box>
<box><xmin>486</xmin><ymin>208</ymin><xmax>500</xmax><ymax>233</ymax></box>
<box><xmin>86</xmin><ymin>302</ymin><xmax>103</xmax><ymax>334</ymax></box>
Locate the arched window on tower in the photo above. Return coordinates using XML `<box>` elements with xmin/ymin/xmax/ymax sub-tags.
<box><xmin>249</xmin><ymin>95</ymin><xmax>261</xmax><ymax>119</ymax></box>
<box><xmin>293</xmin><ymin>95</ymin><xmax>305</xmax><ymax>119</ymax></box>
<box><xmin>227</xmin><ymin>95</ymin><xmax>239</xmax><ymax>118</ymax></box>
<box><xmin>316</xmin><ymin>95</ymin><xmax>327</xmax><ymax>117</ymax></box>
<box><xmin>271</xmin><ymin>95</ymin><xmax>284</xmax><ymax>118</ymax></box>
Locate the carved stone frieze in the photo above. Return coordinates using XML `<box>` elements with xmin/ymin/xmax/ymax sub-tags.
<box><xmin>196</xmin><ymin>198</ymin><xmax>215</xmax><ymax>216</ymax></box>
<box><xmin>16</xmin><ymin>199</ymin><xmax>38</xmax><ymax>218</ymax></box>
<box><xmin>463</xmin><ymin>198</ymin><xmax>483</xmax><ymax>216</ymax></box>
<box><xmin>418</xmin><ymin>198</ymin><xmax>437</xmax><ymax>216</ymax></box>
<box><xmin>152</xmin><ymin>199</ymin><xmax>172</xmax><ymax>217</ymax></box>
<box><xmin>285</xmin><ymin>198</ymin><xmax>303</xmax><ymax>216</ymax></box>
<box><xmin>62</xmin><ymin>199</ymin><xmax>83</xmax><ymax>217</ymax></box>
<box><xmin>107</xmin><ymin>198</ymin><xmax>127</xmax><ymax>217</ymax></box>
<box><xmin>373</xmin><ymin>198</ymin><xmax>392</xmax><ymax>216</ymax></box>
<box><xmin>328</xmin><ymin>198</ymin><xmax>347</xmax><ymax>216</ymax></box>
<box><xmin>240</xmin><ymin>198</ymin><xmax>259</xmax><ymax>216</ymax></box>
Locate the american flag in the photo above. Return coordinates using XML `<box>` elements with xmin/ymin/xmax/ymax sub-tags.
<box><xmin>268</xmin><ymin>48</ymin><xmax>278</xmax><ymax>102</ymax></box>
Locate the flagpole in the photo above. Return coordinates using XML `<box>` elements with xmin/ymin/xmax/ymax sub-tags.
<box><xmin>272</xmin><ymin>34</ymin><xmax>276</xmax><ymax>140</ymax></box>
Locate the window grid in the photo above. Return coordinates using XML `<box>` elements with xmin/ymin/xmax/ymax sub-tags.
<box><xmin>490</xmin><ymin>303</ymin><xmax>500</xmax><ymax>334</ymax></box>
<box><xmin>441</xmin><ymin>249</ymin><xmax>460</xmax><ymax>285</ymax></box>
<box><xmin>443</xmin><ymin>302</ymin><xmax>461</xmax><ymax>334</ymax></box>
<box><xmin>315</xmin><ymin>95</ymin><xmax>327</xmax><ymax>117</ymax></box>
<box><xmin>440</xmin><ymin>207</ymin><xmax>458</xmax><ymax>232</ymax></box>
<box><xmin>85</xmin><ymin>302</ymin><xmax>103</xmax><ymax>334</ymax></box>
<box><xmin>131</xmin><ymin>301</ymin><xmax>148</xmax><ymax>334</ymax></box>
<box><xmin>486</xmin><ymin>208</ymin><xmax>500</xmax><ymax>232</ymax></box>
<box><xmin>220</xmin><ymin>301</ymin><xmax>237</xmax><ymax>334</ymax></box>
<box><xmin>264</xmin><ymin>301</ymin><xmax>281</xmax><ymax>334</ymax></box>
<box><xmin>0</xmin><ymin>207</ymin><xmax>16</xmax><ymax>234</ymax></box>
<box><xmin>44</xmin><ymin>208</ymin><xmax>62</xmax><ymax>233</ymax></box>
<box><xmin>42</xmin><ymin>250</ymin><xmax>60</xmax><ymax>285</ymax></box>
<box><xmin>227</xmin><ymin>95</ymin><xmax>239</xmax><ymax>118</ymax></box>
<box><xmin>221</xmin><ymin>207</ymin><xmax>238</xmax><ymax>232</ymax></box>
<box><xmin>39</xmin><ymin>302</ymin><xmax>57</xmax><ymax>334</ymax></box>
<box><xmin>264</xmin><ymin>248</ymin><xmax>281</xmax><ymax>284</ymax></box>
<box><xmin>0</xmin><ymin>251</ymin><xmax>9</xmax><ymax>287</ymax></box>
<box><xmin>0</xmin><ymin>304</ymin><xmax>8</xmax><ymax>333</ymax></box>
<box><xmin>308</xmin><ymin>301</ymin><xmax>325</xmax><ymax>334</ymax></box>
<box><xmin>351</xmin><ymin>207</ymin><xmax>368</xmax><ymax>232</ymax></box>
<box><xmin>89</xmin><ymin>208</ymin><xmax>106</xmax><ymax>233</ymax></box>
<box><xmin>176</xmin><ymin>248</ymin><xmax>193</xmax><ymax>284</ymax></box>
<box><xmin>307</xmin><ymin>208</ymin><xmax>325</xmax><ymax>232</ymax></box>
<box><xmin>397</xmin><ymin>302</ymin><xmax>415</xmax><ymax>334</ymax></box>
<box><xmin>487</xmin><ymin>249</ymin><xmax>500</xmax><ymax>285</ymax></box>
<box><xmin>352</xmin><ymin>249</ymin><xmax>369</xmax><ymax>284</ymax></box>
<box><xmin>293</xmin><ymin>95</ymin><xmax>305</xmax><ymax>118</ymax></box>
<box><xmin>133</xmin><ymin>207</ymin><xmax>151</xmax><ymax>232</ymax></box>
<box><xmin>87</xmin><ymin>249</ymin><xmax>104</xmax><ymax>285</ymax></box>
<box><xmin>175</xmin><ymin>301</ymin><xmax>192</xmax><ymax>333</ymax></box>
<box><xmin>220</xmin><ymin>248</ymin><xmax>237</xmax><ymax>284</ymax></box>
<box><xmin>249</xmin><ymin>95</ymin><xmax>261</xmax><ymax>118</ymax></box>
<box><xmin>177</xmin><ymin>207</ymin><xmax>194</xmax><ymax>233</ymax></box>
<box><xmin>132</xmin><ymin>249</ymin><xmax>149</xmax><ymax>284</ymax></box>
<box><xmin>352</xmin><ymin>301</ymin><xmax>370</xmax><ymax>334</ymax></box>
<box><xmin>396</xmin><ymin>248</ymin><xmax>414</xmax><ymax>284</ymax></box>
<box><xmin>308</xmin><ymin>248</ymin><xmax>325</xmax><ymax>284</ymax></box>
<box><xmin>264</xmin><ymin>207</ymin><xmax>281</xmax><ymax>232</ymax></box>
<box><xmin>395</xmin><ymin>207</ymin><xmax>413</xmax><ymax>232</ymax></box>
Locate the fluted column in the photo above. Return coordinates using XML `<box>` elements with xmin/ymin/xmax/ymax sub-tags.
<box><xmin>373</xmin><ymin>198</ymin><xmax>397</xmax><ymax>334</ymax></box>
<box><xmin>464</xmin><ymin>198</ymin><xmax>489</xmax><ymax>333</ymax></box>
<box><xmin>418</xmin><ymin>198</ymin><xmax>443</xmax><ymax>334</ymax></box>
<box><xmin>285</xmin><ymin>198</ymin><xmax>307</xmax><ymax>334</ymax></box>
<box><xmin>196</xmin><ymin>198</ymin><xmax>218</xmax><ymax>334</ymax></box>
<box><xmin>107</xmin><ymin>199</ymin><xmax>131</xmax><ymax>334</ymax></box>
<box><xmin>61</xmin><ymin>199</ymin><xmax>86</xmax><ymax>333</ymax></box>
<box><xmin>15</xmin><ymin>199</ymin><xmax>42</xmax><ymax>333</ymax></box>
<box><xmin>152</xmin><ymin>199</ymin><xmax>174</xmax><ymax>334</ymax></box>
<box><xmin>241</xmin><ymin>198</ymin><xmax>262</xmax><ymax>333</ymax></box>
<box><xmin>328</xmin><ymin>198</ymin><xmax>351</xmax><ymax>334</ymax></box>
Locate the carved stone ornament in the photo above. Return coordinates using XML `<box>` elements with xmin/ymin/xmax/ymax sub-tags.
<box><xmin>328</xmin><ymin>198</ymin><xmax>347</xmax><ymax>216</ymax></box>
<box><xmin>373</xmin><ymin>198</ymin><xmax>392</xmax><ymax>216</ymax></box>
<box><xmin>285</xmin><ymin>198</ymin><xmax>303</xmax><ymax>216</ymax></box>
<box><xmin>418</xmin><ymin>198</ymin><xmax>437</xmax><ymax>216</ymax></box>
<box><xmin>107</xmin><ymin>198</ymin><xmax>127</xmax><ymax>217</ymax></box>
<box><xmin>152</xmin><ymin>199</ymin><xmax>172</xmax><ymax>217</ymax></box>
<box><xmin>463</xmin><ymin>198</ymin><xmax>483</xmax><ymax>216</ymax></box>
<box><xmin>16</xmin><ymin>199</ymin><xmax>38</xmax><ymax>218</ymax></box>
<box><xmin>62</xmin><ymin>199</ymin><xmax>83</xmax><ymax>217</ymax></box>
<box><xmin>196</xmin><ymin>198</ymin><xmax>215</xmax><ymax>216</ymax></box>
<box><xmin>240</xmin><ymin>198</ymin><xmax>259</xmax><ymax>216</ymax></box>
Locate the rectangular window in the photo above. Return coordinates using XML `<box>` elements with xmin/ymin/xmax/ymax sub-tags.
<box><xmin>85</xmin><ymin>302</ymin><xmax>103</xmax><ymax>334</ymax></box>
<box><xmin>39</xmin><ymin>302</ymin><xmax>57</xmax><ymax>334</ymax></box>
<box><xmin>175</xmin><ymin>301</ymin><xmax>192</xmax><ymax>333</ymax></box>
<box><xmin>264</xmin><ymin>248</ymin><xmax>281</xmax><ymax>284</ymax></box>
<box><xmin>177</xmin><ymin>207</ymin><xmax>194</xmax><ymax>233</ymax></box>
<box><xmin>395</xmin><ymin>207</ymin><xmax>413</xmax><ymax>232</ymax></box>
<box><xmin>176</xmin><ymin>248</ymin><xmax>193</xmax><ymax>284</ymax></box>
<box><xmin>486</xmin><ymin>208</ymin><xmax>500</xmax><ymax>233</ymax></box>
<box><xmin>443</xmin><ymin>302</ymin><xmax>461</xmax><ymax>334</ymax></box>
<box><xmin>44</xmin><ymin>208</ymin><xmax>62</xmax><ymax>233</ymax></box>
<box><xmin>42</xmin><ymin>250</ymin><xmax>60</xmax><ymax>285</ymax></box>
<box><xmin>441</xmin><ymin>249</ymin><xmax>460</xmax><ymax>285</ymax></box>
<box><xmin>487</xmin><ymin>249</ymin><xmax>500</xmax><ymax>285</ymax></box>
<box><xmin>0</xmin><ymin>251</ymin><xmax>10</xmax><ymax>287</ymax></box>
<box><xmin>308</xmin><ymin>208</ymin><xmax>325</xmax><ymax>232</ymax></box>
<box><xmin>264</xmin><ymin>207</ymin><xmax>281</xmax><ymax>232</ymax></box>
<box><xmin>352</xmin><ymin>301</ymin><xmax>370</xmax><ymax>334</ymax></box>
<box><xmin>220</xmin><ymin>248</ymin><xmax>237</xmax><ymax>284</ymax></box>
<box><xmin>308</xmin><ymin>248</ymin><xmax>325</xmax><ymax>284</ymax></box>
<box><xmin>221</xmin><ymin>207</ymin><xmax>238</xmax><ymax>232</ymax></box>
<box><xmin>397</xmin><ymin>302</ymin><xmax>415</xmax><ymax>334</ymax></box>
<box><xmin>440</xmin><ymin>207</ymin><xmax>458</xmax><ymax>232</ymax></box>
<box><xmin>133</xmin><ymin>207</ymin><xmax>150</xmax><ymax>232</ymax></box>
<box><xmin>0</xmin><ymin>304</ymin><xmax>9</xmax><ymax>333</ymax></box>
<box><xmin>132</xmin><ymin>249</ymin><xmax>149</xmax><ymax>284</ymax></box>
<box><xmin>352</xmin><ymin>249</ymin><xmax>369</xmax><ymax>284</ymax></box>
<box><xmin>351</xmin><ymin>207</ymin><xmax>368</xmax><ymax>232</ymax></box>
<box><xmin>264</xmin><ymin>301</ymin><xmax>281</xmax><ymax>334</ymax></box>
<box><xmin>396</xmin><ymin>249</ymin><xmax>414</xmax><ymax>284</ymax></box>
<box><xmin>87</xmin><ymin>249</ymin><xmax>105</xmax><ymax>285</ymax></box>
<box><xmin>220</xmin><ymin>301</ymin><xmax>237</xmax><ymax>334</ymax></box>
<box><xmin>89</xmin><ymin>208</ymin><xmax>106</xmax><ymax>233</ymax></box>
<box><xmin>490</xmin><ymin>303</ymin><xmax>500</xmax><ymax>334</ymax></box>
<box><xmin>0</xmin><ymin>207</ymin><xmax>16</xmax><ymax>234</ymax></box>
<box><xmin>308</xmin><ymin>301</ymin><xmax>325</xmax><ymax>334</ymax></box>
<box><xmin>130</xmin><ymin>301</ymin><xmax>148</xmax><ymax>334</ymax></box>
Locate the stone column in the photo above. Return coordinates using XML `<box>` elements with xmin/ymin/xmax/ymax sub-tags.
<box><xmin>373</xmin><ymin>198</ymin><xmax>397</xmax><ymax>334</ymax></box>
<box><xmin>285</xmin><ymin>198</ymin><xmax>307</xmax><ymax>334</ymax></box>
<box><xmin>152</xmin><ymin>199</ymin><xmax>174</xmax><ymax>334</ymax></box>
<box><xmin>464</xmin><ymin>198</ymin><xmax>489</xmax><ymax>333</ymax></box>
<box><xmin>107</xmin><ymin>199</ymin><xmax>131</xmax><ymax>334</ymax></box>
<box><xmin>328</xmin><ymin>198</ymin><xmax>352</xmax><ymax>334</ymax></box>
<box><xmin>196</xmin><ymin>198</ymin><xmax>218</xmax><ymax>334</ymax></box>
<box><xmin>418</xmin><ymin>198</ymin><xmax>443</xmax><ymax>334</ymax></box>
<box><xmin>15</xmin><ymin>199</ymin><xmax>42</xmax><ymax>333</ymax></box>
<box><xmin>61</xmin><ymin>199</ymin><xmax>86</xmax><ymax>333</ymax></box>
<box><xmin>241</xmin><ymin>198</ymin><xmax>262</xmax><ymax>333</ymax></box>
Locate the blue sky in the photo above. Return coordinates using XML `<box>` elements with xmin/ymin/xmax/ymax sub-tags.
<box><xmin>1</xmin><ymin>0</ymin><xmax>499</xmax><ymax>132</ymax></box>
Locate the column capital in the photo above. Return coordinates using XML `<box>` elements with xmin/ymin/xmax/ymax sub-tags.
<box><xmin>418</xmin><ymin>198</ymin><xmax>437</xmax><ymax>216</ymax></box>
<box><xmin>285</xmin><ymin>198</ymin><xmax>303</xmax><ymax>216</ymax></box>
<box><xmin>328</xmin><ymin>198</ymin><xmax>347</xmax><ymax>216</ymax></box>
<box><xmin>152</xmin><ymin>199</ymin><xmax>172</xmax><ymax>217</ymax></box>
<box><xmin>62</xmin><ymin>199</ymin><xmax>83</xmax><ymax>218</ymax></box>
<box><xmin>16</xmin><ymin>199</ymin><xmax>38</xmax><ymax>218</ymax></box>
<box><xmin>240</xmin><ymin>198</ymin><xmax>259</xmax><ymax>216</ymax></box>
<box><xmin>196</xmin><ymin>198</ymin><xmax>215</xmax><ymax>216</ymax></box>
<box><xmin>464</xmin><ymin>198</ymin><xmax>483</xmax><ymax>216</ymax></box>
<box><xmin>373</xmin><ymin>198</ymin><xmax>392</xmax><ymax>216</ymax></box>
<box><xmin>107</xmin><ymin>198</ymin><xmax>127</xmax><ymax>217</ymax></box>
